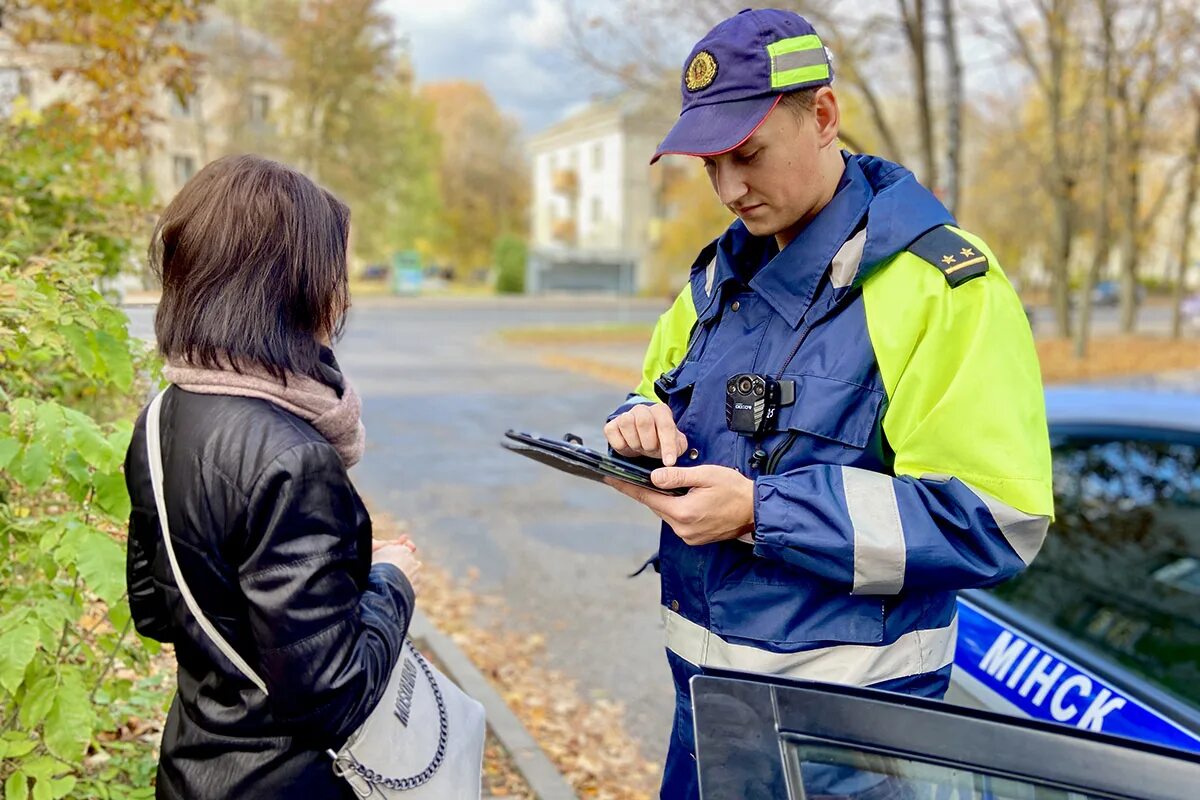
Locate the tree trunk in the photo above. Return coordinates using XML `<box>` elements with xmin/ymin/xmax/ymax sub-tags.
<box><xmin>1118</xmin><ymin>123</ymin><xmax>1141</xmax><ymax>333</ymax></box>
<box><xmin>1074</xmin><ymin>0</ymin><xmax>1114</xmax><ymax>358</ymax></box>
<box><xmin>1172</xmin><ymin>99</ymin><xmax>1200</xmax><ymax>339</ymax></box>
<box><xmin>939</xmin><ymin>0</ymin><xmax>963</xmax><ymax>216</ymax></box>
<box><xmin>901</xmin><ymin>0</ymin><xmax>938</xmax><ymax>189</ymax></box>
<box><xmin>1047</xmin><ymin>0</ymin><xmax>1074</xmax><ymax>338</ymax></box>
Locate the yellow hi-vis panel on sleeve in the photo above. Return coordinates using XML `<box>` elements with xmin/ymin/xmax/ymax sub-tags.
<box><xmin>862</xmin><ymin>228</ymin><xmax>1054</xmax><ymax>518</ymax></box>
<box><xmin>633</xmin><ymin>286</ymin><xmax>698</xmax><ymax>403</ymax></box>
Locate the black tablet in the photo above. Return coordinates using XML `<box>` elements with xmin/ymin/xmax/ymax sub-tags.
<box><xmin>501</xmin><ymin>430</ymin><xmax>688</xmax><ymax>496</ymax></box>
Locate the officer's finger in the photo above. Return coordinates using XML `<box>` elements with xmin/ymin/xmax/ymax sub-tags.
<box><xmin>631</xmin><ymin>404</ymin><xmax>660</xmax><ymax>457</ymax></box>
<box><xmin>652</xmin><ymin>465</ymin><xmax>729</xmax><ymax>490</ymax></box>
<box><xmin>604</xmin><ymin>419</ymin><xmax>636</xmax><ymax>456</ymax></box>
<box><xmin>650</xmin><ymin>404</ymin><xmax>680</xmax><ymax>465</ymax></box>
<box><xmin>651</xmin><ymin>466</ymin><xmax>694</xmax><ymax>490</ymax></box>
<box><xmin>675</xmin><ymin>430</ymin><xmax>689</xmax><ymax>460</ymax></box>
<box><xmin>613</xmin><ymin>412</ymin><xmax>644</xmax><ymax>454</ymax></box>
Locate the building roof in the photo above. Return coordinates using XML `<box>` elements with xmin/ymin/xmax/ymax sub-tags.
<box><xmin>529</xmin><ymin>88</ymin><xmax>676</xmax><ymax>150</ymax></box>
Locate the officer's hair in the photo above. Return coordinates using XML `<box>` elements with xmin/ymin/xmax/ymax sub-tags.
<box><xmin>778</xmin><ymin>88</ymin><xmax>819</xmax><ymax>120</ymax></box>
<box><xmin>150</xmin><ymin>154</ymin><xmax>351</xmax><ymax>384</ymax></box>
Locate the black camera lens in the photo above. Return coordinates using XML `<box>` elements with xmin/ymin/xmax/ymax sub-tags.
<box><xmin>738</xmin><ymin>377</ymin><xmax>753</xmax><ymax>394</ymax></box>
<box><xmin>728</xmin><ymin>381</ymin><xmax>738</xmax><ymax>394</ymax></box>
<box><xmin>754</xmin><ymin>382</ymin><xmax>764</xmax><ymax>396</ymax></box>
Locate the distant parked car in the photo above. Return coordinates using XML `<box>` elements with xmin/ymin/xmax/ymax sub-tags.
<box><xmin>1090</xmin><ymin>280</ymin><xmax>1145</xmax><ymax>307</ymax></box>
<box><xmin>1183</xmin><ymin>293</ymin><xmax>1200</xmax><ymax>328</ymax></box>
<box><xmin>361</xmin><ymin>263</ymin><xmax>388</xmax><ymax>281</ymax></box>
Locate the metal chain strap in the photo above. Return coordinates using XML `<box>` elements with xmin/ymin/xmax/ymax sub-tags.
<box><xmin>347</xmin><ymin>645</ymin><xmax>450</xmax><ymax>792</ymax></box>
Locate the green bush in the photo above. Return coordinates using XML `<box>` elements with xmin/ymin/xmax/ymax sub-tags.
<box><xmin>493</xmin><ymin>234</ymin><xmax>527</xmax><ymax>294</ymax></box>
<box><xmin>1</xmin><ymin>110</ymin><xmax>164</xmax><ymax>800</ymax></box>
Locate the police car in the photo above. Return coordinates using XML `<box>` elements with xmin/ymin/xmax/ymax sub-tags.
<box><xmin>949</xmin><ymin>387</ymin><xmax>1200</xmax><ymax>753</ymax></box>
<box><xmin>692</xmin><ymin>387</ymin><xmax>1200</xmax><ymax>798</ymax></box>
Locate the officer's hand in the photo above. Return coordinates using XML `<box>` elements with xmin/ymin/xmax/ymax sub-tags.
<box><xmin>604</xmin><ymin>403</ymin><xmax>689</xmax><ymax>466</ymax></box>
<box><xmin>605</xmin><ymin>465</ymin><xmax>754</xmax><ymax>547</ymax></box>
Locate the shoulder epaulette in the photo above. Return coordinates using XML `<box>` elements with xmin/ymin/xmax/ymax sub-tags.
<box><xmin>906</xmin><ymin>226</ymin><xmax>989</xmax><ymax>287</ymax></box>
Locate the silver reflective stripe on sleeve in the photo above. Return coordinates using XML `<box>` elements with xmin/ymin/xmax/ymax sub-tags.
<box><xmin>663</xmin><ymin>606</ymin><xmax>957</xmax><ymax>686</ymax></box>
<box><xmin>974</xmin><ymin>485</ymin><xmax>1049</xmax><ymax>565</ymax></box>
<box><xmin>923</xmin><ymin>474</ymin><xmax>1050</xmax><ymax>565</ymax></box>
<box><xmin>843</xmin><ymin>466</ymin><xmax>906</xmax><ymax>594</ymax></box>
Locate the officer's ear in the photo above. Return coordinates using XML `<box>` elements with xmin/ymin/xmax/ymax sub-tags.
<box><xmin>812</xmin><ymin>87</ymin><xmax>840</xmax><ymax>149</ymax></box>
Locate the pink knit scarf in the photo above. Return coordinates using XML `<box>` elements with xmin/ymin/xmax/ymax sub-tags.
<box><xmin>163</xmin><ymin>359</ymin><xmax>366</xmax><ymax>468</ymax></box>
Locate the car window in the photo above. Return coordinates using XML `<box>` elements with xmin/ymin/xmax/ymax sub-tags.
<box><xmin>989</xmin><ymin>436</ymin><xmax>1200</xmax><ymax>710</ymax></box>
<box><xmin>788</xmin><ymin>741</ymin><xmax>1105</xmax><ymax>799</ymax></box>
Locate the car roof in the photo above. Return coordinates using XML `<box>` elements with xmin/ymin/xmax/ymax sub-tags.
<box><xmin>1046</xmin><ymin>386</ymin><xmax>1200</xmax><ymax>434</ymax></box>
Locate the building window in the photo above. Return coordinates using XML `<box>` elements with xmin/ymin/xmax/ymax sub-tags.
<box><xmin>0</xmin><ymin>68</ymin><xmax>23</xmax><ymax>119</ymax></box>
<box><xmin>173</xmin><ymin>155</ymin><xmax>197</xmax><ymax>188</ymax></box>
<box><xmin>592</xmin><ymin>142</ymin><xmax>604</xmax><ymax>171</ymax></box>
<box><xmin>248</xmin><ymin>92</ymin><xmax>270</xmax><ymax>123</ymax></box>
<box><xmin>591</xmin><ymin>197</ymin><xmax>602</xmax><ymax>224</ymax></box>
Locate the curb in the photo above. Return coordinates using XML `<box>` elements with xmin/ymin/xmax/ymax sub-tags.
<box><xmin>407</xmin><ymin>610</ymin><xmax>580</xmax><ymax>800</ymax></box>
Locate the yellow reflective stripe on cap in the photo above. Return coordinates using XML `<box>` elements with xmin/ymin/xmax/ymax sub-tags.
<box><xmin>767</xmin><ymin>34</ymin><xmax>831</xmax><ymax>89</ymax></box>
<box><xmin>772</xmin><ymin>64</ymin><xmax>832</xmax><ymax>89</ymax></box>
<box><xmin>766</xmin><ymin>34</ymin><xmax>824</xmax><ymax>56</ymax></box>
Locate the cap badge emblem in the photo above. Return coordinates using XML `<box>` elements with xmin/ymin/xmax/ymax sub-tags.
<box><xmin>685</xmin><ymin>50</ymin><xmax>718</xmax><ymax>92</ymax></box>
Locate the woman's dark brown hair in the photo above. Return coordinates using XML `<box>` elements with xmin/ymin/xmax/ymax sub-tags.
<box><xmin>150</xmin><ymin>154</ymin><xmax>350</xmax><ymax>383</ymax></box>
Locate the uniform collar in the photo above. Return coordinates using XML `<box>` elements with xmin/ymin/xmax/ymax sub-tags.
<box><xmin>696</xmin><ymin>154</ymin><xmax>954</xmax><ymax>329</ymax></box>
<box><xmin>741</xmin><ymin>157</ymin><xmax>872</xmax><ymax>328</ymax></box>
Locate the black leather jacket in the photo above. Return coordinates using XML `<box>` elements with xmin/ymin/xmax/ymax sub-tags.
<box><xmin>125</xmin><ymin>386</ymin><xmax>414</xmax><ymax>799</ymax></box>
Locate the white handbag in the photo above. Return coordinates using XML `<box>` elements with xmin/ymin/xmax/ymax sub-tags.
<box><xmin>146</xmin><ymin>389</ymin><xmax>487</xmax><ymax>798</ymax></box>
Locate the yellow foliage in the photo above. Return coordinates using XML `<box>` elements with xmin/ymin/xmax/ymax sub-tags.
<box><xmin>646</xmin><ymin>159</ymin><xmax>732</xmax><ymax>296</ymax></box>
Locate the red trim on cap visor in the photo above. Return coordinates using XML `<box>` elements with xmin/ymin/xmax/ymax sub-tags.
<box><xmin>650</xmin><ymin>94</ymin><xmax>783</xmax><ymax>165</ymax></box>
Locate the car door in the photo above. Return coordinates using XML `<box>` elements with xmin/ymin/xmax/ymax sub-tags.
<box><xmin>950</xmin><ymin>423</ymin><xmax>1200</xmax><ymax>751</ymax></box>
<box><xmin>692</xmin><ymin>670</ymin><xmax>1200</xmax><ymax>800</ymax></box>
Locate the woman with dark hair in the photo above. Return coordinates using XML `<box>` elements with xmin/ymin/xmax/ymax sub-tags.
<box><xmin>124</xmin><ymin>154</ymin><xmax>421</xmax><ymax>799</ymax></box>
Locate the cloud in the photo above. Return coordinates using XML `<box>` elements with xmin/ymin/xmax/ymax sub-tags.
<box><xmin>509</xmin><ymin>0</ymin><xmax>567</xmax><ymax>49</ymax></box>
<box><xmin>384</xmin><ymin>0</ymin><xmax>614</xmax><ymax>135</ymax></box>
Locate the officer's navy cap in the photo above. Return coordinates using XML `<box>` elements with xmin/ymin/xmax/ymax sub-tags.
<box><xmin>651</xmin><ymin>8</ymin><xmax>834</xmax><ymax>165</ymax></box>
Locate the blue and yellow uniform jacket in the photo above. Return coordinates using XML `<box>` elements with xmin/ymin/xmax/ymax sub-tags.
<box><xmin>612</xmin><ymin>154</ymin><xmax>1054</xmax><ymax>711</ymax></box>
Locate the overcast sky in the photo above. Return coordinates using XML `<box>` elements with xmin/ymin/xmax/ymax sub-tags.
<box><xmin>381</xmin><ymin>0</ymin><xmax>690</xmax><ymax>136</ymax></box>
<box><xmin>381</xmin><ymin>1</ymin><xmax>1022</xmax><ymax>140</ymax></box>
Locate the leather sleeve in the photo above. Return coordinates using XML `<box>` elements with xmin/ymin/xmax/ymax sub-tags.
<box><xmin>125</xmin><ymin>413</ymin><xmax>176</xmax><ymax>643</ymax></box>
<box><xmin>239</xmin><ymin>441</ymin><xmax>414</xmax><ymax>747</ymax></box>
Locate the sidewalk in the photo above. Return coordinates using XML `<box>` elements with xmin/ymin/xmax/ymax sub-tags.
<box><xmin>408</xmin><ymin>612</ymin><xmax>578</xmax><ymax>800</ymax></box>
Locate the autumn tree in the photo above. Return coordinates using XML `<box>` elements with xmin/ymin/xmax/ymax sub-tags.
<box><xmin>2</xmin><ymin>0</ymin><xmax>207</xmax><ymax>153</ymax></box>
<box><xmin>245</xmin><ymin>0</ymin><xmax>442</xmax><ymax>262</ymax></box>
<box><xmin>1172</xmin><ymin>95</ymin><xmax>1200</xmax><ymax>339</ymax></box>
<box><xmin>421</xmin><ymin>81</ymin><xmax>528</xmax><ymax>278</ymax></box>
<box><xmin>646</xmin><ymin>160</ymin><xmax>732</xmax><ymax>295</ymax></box>
<box><xmin>1107</xmin><ymin>0</ymin><xmax>1196</xmax><ymax>332</ymax></box>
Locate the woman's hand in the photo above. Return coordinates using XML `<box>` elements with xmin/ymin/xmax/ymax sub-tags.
<box><xmin>372</xmin><ymin>536</ymin><xmax>423</xmax><ymax>596</ymax></box>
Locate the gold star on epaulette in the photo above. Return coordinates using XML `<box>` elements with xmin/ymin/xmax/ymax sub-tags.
<box><xmin>941</xmin><ymin>254</ymin><xmax>957</xmax><ymax>265</ymax></box>
<box><xmin>960</xmin><ymin>247</ymin><xmax>975</xmax><ymax>258</ymax></box>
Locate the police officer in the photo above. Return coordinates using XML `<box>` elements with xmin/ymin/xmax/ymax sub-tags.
<box><xmin>603</xmin><ymin>9</ymin><xmax>1054</xmax><ymax>799</ymax></box>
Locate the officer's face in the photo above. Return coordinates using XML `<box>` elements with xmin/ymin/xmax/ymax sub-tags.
<box><xmin>702</xmin><ymin>89</ymin><xmax>842</xmax><ymax>245</ymax></box>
